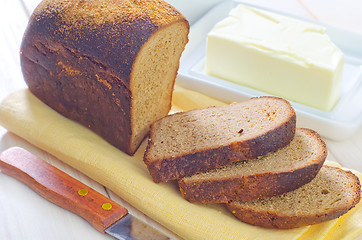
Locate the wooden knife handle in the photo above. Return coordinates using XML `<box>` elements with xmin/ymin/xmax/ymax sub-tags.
<box><xmin>0</xmin><ymin>147</ymin><xmax>128</xmax><ymax>233</ymax></box>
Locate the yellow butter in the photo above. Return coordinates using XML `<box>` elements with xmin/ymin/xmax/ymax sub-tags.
<box><xmin>206</xmin><ymin>4</ymin><xmax>344</xmax><ymax>111</ymax></box>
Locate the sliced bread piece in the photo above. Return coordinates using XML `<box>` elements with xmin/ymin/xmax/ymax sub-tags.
<box><xmin>144</xmin><ymin>96</ymin><xmax>296</xmax><ymax>183</ymax></box>
<box><xmin>227</xmin><ymin>165</ymin><xmax>361</xmax><ymax>229</ymax></box>
<box><xmin>178</xmin><ymin>128</ymin><xmax>327</xmax><ymax>203</ymax></box>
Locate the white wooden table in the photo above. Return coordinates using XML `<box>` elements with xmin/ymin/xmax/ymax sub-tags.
<box><xmin>0</xmin><ymin>0</ymin><xmax>361</xmax><ymax>239</ymax></box>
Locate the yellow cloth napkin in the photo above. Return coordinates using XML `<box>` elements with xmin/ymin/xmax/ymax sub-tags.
<box><xmin>0</xmin><ymin>86</ymin><xmax>361</xmax><ymax>240</ymax></box>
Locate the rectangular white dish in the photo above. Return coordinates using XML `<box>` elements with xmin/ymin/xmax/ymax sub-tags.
<box><xmin>176</xmin><ymin>0</ymin><xmax>362</xmax><ymax>141</ymax></box>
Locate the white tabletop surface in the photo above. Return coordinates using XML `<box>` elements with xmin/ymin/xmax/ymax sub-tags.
<box><xmin>0</xmin><ymin>0</ymin><xmax>361</xmax><ymax>239</ymax></box>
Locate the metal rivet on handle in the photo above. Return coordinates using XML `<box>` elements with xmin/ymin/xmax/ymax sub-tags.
<box><xmin>102</xmin><ymin>203</ymin><xmax>112</xmax><ymax>210</ymax></box>
<box><xmin>78</xmin><ymin>189</ymin><xmax>88</xmax><ymax>196</ymax></box>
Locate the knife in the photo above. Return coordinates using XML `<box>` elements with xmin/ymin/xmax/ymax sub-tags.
<box><xmin>0</xmin><ymin>147</ymin><xmax>170</xmax><ymax>240</ymax></box>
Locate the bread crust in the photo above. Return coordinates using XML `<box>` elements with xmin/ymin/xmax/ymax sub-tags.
<box><xmin>227</xmin><ymin>202</ymin><xmax>354</xmax><ymax>229</ymax></box>
<box><xmin>20</xmin><ymin>0</ymin><xmax>189</xmax><ymax>155</ymax></box>
<box><xmin>144</xmin><ymin>97</ymin><xmax>296</xmax><ymax>183</ymax></box>
<box><xmin>178</xmin><ymin>128</ymin><xmax>327</xmax><ymax>203</ymax></box>
<box><xmin>179</xmin><ymin>161</ymin><xmax>325</xmax><ymax>203</ymax></box>
<box><xmin>22</xmin><ymin>0</ymin><xmax>187</xmax><ymax>86</ymax></box>
<box><xmin>226</xmin><ymin>166</ymin><xmax>361</xmax><ymax>229</ymax></box>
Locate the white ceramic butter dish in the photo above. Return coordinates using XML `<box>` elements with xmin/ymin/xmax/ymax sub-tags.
<box><xmin>176</xmin><ymin>0</ymin><xmax>362</xmax><ymax>141</ymax></box>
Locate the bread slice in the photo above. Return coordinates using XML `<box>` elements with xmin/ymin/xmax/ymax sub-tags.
<box><xmin>144</xmin><ymin>96</ymin><xmax>296</xmax><ymax>183</ymax></box>
<box><xmin>178</xmin><ymin>128</ymin><xmax>327</xmax><ymax>203</ymax></box>
<box><xmin>20</xmin><ymin>0</ymin><xmax>189</xmax><ymax>155</ymax></box>
<box><xmin>227</xmin><ymin>165</ymin><xmax>361</xmax><ymax>229</ymax></box>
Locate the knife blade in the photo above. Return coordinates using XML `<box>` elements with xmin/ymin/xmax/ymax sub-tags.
<box><xmin>0</xmin><ymin>147</ymin><xmax>170</xmax><ymax>240</ymax></box>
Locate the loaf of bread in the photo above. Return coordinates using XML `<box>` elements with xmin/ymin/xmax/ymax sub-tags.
<box><xmin>227</xmin><ymin>165</ymin><xmax>361</xmax><ymax>229</ymax></box>
<box><xmin>178</xmin><ymin>128</ymin><xmax>327</xmax><ymax>203</ymax></box>
<box><xmin>144</xmin><ymin>96</ymin><xmax>296</xmax><ymax>183</ymax></box>
<box><xmin>20</xmin><ymin>0</ymin><xmax>189</xmax><ymax>155</ymax></box>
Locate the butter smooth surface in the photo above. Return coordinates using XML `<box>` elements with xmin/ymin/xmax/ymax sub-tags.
<box><xmin>206</xmin><ymin>4</ymin><xmax>344</xmax><ymax>111</ymax></box>
<box><xmin>0</xmin><ymin>87</ymin><xmax>361</xmax><ymax>240</ymax></box>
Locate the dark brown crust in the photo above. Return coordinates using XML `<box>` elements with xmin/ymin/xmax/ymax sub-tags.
<box><xmin>177</xmin><ymin>128</ymin><xmax>327</xmax><ymax>203</ymax></box>
<box><xmin>144</xmin><ymin>97</ymin><xmax>296</xmax><ymax>183</ymax></box>
<box><xmin>226</xmin><ymin>166</ymin><xmax>361</xmax><ymax>229</ymax></box>
<box><xmin>20</xmin><ymin>0</ymin><xmax>189</xmax><ymax>155</ymax></box>
<box><xmin>179</xmin><ymin>162</ymin><xmax>325</xmax><ymax>203</ymax></box>
<box><xmin>23</xmin><ymin>0</ymin><xmax>187</xmax><ymax>86</ymax></box>
<box><xmin>227</xmin><ymin>202</ymin><xmax>353</xmax><ymax>229</ymax></box>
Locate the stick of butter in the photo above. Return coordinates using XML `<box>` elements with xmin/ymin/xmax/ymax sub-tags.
<box><xmin>206</xmin><ymin>4</ymin><xmax>344</xmax><ymax>111</ymax></box>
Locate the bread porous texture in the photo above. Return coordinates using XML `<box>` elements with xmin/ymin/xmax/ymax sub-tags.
<box><xmin>227</xmin><ymin>165</ymin><xmax>361</xmax><ymax>229</ymax></box>
<box><xmin>144</xmin><ymin>96</ymin><xmax>296</xmax><ymax>183</ymax></box>
<box><xmin>131</xmin><ymin>21</ymin><xmax>188</xmax><ymax>151</ymax></box>
<box><xmin>20</xmin><ymin>0</ymin><xmax>189</xmax><ymax>155</ymax></box>
<box><xmin>178</xmin><ymin>128</ymin><xmax>327</xmax><ymax>203</ymax></box>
